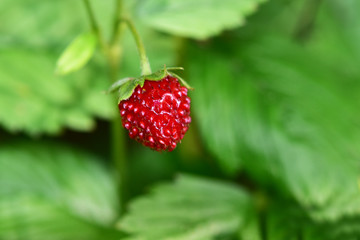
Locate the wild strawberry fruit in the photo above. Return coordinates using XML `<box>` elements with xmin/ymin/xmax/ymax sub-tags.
<box><xmin>108</xmin><ymin>67</ymin><xmax>192</xmax><ymax>152</ymax></box>
<box><xmin>119</xmin><ymin>75</ymin><xmax>191</xmax><ymax>151</ymax></box>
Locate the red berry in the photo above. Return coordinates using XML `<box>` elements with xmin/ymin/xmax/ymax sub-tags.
<box><xmin>118</xmin><ymin>75</ymin><xmax>191</xmax><ymax>151</ymax></box>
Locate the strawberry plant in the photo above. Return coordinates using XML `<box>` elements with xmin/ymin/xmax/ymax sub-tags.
<box><xmin>1</xmin><ymin>0</ymin><xmax>360</xmax><ymax>239</ymax></box>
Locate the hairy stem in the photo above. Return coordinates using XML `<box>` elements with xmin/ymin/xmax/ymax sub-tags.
<box><xmin>122</xmin><ymin>18</ymin><xmax>152</xmax><ymax>75</ymax></box>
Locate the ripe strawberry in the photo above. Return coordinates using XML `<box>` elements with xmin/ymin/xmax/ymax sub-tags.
<box><xmin>118</xmin><ymin>75</ymin><xmax>191</xmax><ymax>151</ymax></box>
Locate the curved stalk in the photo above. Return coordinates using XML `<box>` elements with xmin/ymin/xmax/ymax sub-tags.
<box><xmin>121</xmin><ymin>18</ymin><xmax>152</xmax><ymax>75</ymax></box>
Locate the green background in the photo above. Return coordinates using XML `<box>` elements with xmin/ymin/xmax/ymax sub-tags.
<box><xmin>1</xmin><ymin>0</ymin><xmax>360</xmax><ymax>239</ymax></box>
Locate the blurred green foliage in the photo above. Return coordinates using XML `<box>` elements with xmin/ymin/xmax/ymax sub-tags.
<box><xmin>120</xmin><ymin>175</ymin><xmax>251</xmax><ymax>240</ymax></box>
<box><xmin>1</xmin><ymin>0</ymin><xmax>360</xmax><ymax>239</ymax></box>
<box><xmin>0</xmin><ymin>142</ymin><xmax>121</xmax><ymax>240</ymax></box>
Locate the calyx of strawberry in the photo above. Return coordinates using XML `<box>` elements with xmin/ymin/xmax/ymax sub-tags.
<box><xmin>107</xmin><ymin>65</ymin><xmax>192</xmax><ymax>103</ymax></box>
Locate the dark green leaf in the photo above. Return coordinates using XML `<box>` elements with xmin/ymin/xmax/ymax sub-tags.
<box><xmin>307</xmin><ymin>0</ymin><xmax>360</xmax><ymax>80</ymax></box>
<box><xmin>136</xmin><ymin>0</ymin><xmax>266</xmax><ymax>39</ymax></box>
<box><xmin>119</xmin><ymin>174</ymin><xmax>251</xmax><ymax>240</ymax></box>
<box><xmin>0</xmin><ymin>141</ymin><xmax>122</xmax><ymax>240</ymax></box>
<box><xmin>187</xmin><ymin>35</ymin><xmax>360</xmax><ymax>223</ymax></box>
<box><xmin>56</xmin><ymin>32</ymin><xmax>97</xmax><ymax>75</ymax></box>
<box><xmin>265</xmin><ymin>203</ymin><xmax>309</xmax><ymax>240</ymax></box>
<box><xmin>251</xmin><ymin>200</ymin><xmax>360</xmax><ymax>240</ymax></box>
<box><xmin>238</xmin><ymin>207</ymin><xmax>262</xmax><ymax>240</ymax></box>
<box><xmin>306</xmin><ymin>217</ymin><xmax>360</xmax><ymax>240</ymax></box>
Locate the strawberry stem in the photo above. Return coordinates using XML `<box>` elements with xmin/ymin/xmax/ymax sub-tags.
<box><xmin>122</xmin><ymin>18</ymin><xmax>152</xmax><ymax>75</ymax></box>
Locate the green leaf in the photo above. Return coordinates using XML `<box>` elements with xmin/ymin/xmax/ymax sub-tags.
<box><xmin>118</xmin><ymin>174</ymin><xmax>251</xmax><ymax>240</ymax></box>
<box><xmin>238</xmin><ymin>37</ymin><xmax>360</xmax><ymax>221</ymax></box>
<box><xmin>187</xmin><ymin>35</ymin><xmax>360</xmax><ymax>222</ymax></box>
<box><xmin>0</xmin><ymin>47</ymin><xmax>115</xmax><ymax>135</ymax></box>
<box><xmin>265</xmin><ymin>203</ymin><xmax>309</xmax><ymax>240</ymax></box>
<box><xmin>307</xmin><ymin>0</ymin><xmax>360</xmax><ymax>77</ymax></box>
<box><xmin>252</xmin><ymin>200</ymin><xmax>360</xmax><ymax>240</ymax></box>
<box><xmin>136</xmin><ymin>0</ymin><xmax>266</xmax><ymax>39</ymax></box>
<box><xmin>307</xmin><ymin>218</ymin><xmax>360</xmax><ymax>240</ymax></box>
<box><xmin>0</xmin><ymin>0</ymin><xmax>85</xmax><ymax>48</ymax></box>
<box><xmin>0</xmin><ymin>1</ymin><xmax>178</xmax><ymax>135</ymax></box>
<box><xmin>0</xmin><ymin>141</ymin><xmax>122</xmax><ymax>240</ymax></box>
<box><xmin>238</xmin><ymin>207</ymin><xmax>262</xmax><ymax>240</ymax></box>
<box><xmin>0</xmin><ymin>0</ymin><xmax>117</xmax><ymax>135</ymax></box>
<box><xmin>187</xmin><ymin>47</ymin><xmax>243</xmax><ymax>173</ymax></box>
<box><xmin>56</xmin><ymin>32</ymin><xmax>97</xmax><ymax>75</ymax></box>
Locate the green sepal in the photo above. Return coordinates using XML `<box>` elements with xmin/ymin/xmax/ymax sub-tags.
<box><xmin>142</xmin><ymin>65</ymin><xmax>168</xmax><ymax>83</ymax></box>
<box><xmin>106</xmin><ymin>77</ymin><xmax>134</xmax><ymax>94</ymax></box>
<box><xmin>118</xmin><ymin>80</ymin><xmax>138</xmax><ymax>103</ymax></box>
<box><xmin>107</xmin><ymin>65</ymin><xmax>192</xmax><ymax>103</ymax></box>
<box><xmin>168</xmin><ymin>71</ymin><xmax>193</xmax><ymax>90</ymax></box>
<box><xmin>166</xmin><ymin>67</ymin><xmax>184</xmax><ymax>71</ymax></box>
<box><xmin>165</xmin><ymin>66</ymin><xmax>193</xmax><ymax>89</ymax></box>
